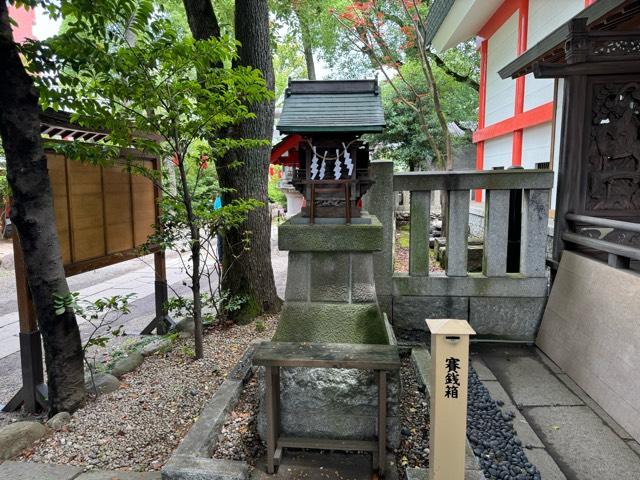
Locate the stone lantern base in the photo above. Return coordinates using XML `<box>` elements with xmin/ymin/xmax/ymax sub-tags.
<box><xmin>258</xmin><ymin>213</ymin><xmax>400</xmax><ymax>448</ymax></box>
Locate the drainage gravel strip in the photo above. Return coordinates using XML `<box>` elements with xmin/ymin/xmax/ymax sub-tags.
<box><xmin>467</xmin><ymin>368</ymin><xmax>541</xmax><ymax>480</ymax></box>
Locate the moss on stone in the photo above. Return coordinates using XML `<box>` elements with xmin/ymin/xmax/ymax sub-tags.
<box><xmin>278</xmin><ymin>217</ymin><xmax>384</xmax><ymax>252</ymax></box>
<box><xmin>273</xmin><ymin>302</ymin><xmax>389</xmax><ymax>345</ymax></box>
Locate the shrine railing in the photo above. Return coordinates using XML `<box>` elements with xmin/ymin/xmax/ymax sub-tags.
<box><xmin>564</xmin><ymin>213</ymin><xmax>640</xmax><ymax>269</ymax></box>
<box><xmin>365</xmin><ymin>161</ymin><xmax>555</xmax><ymax>341</ymax></box>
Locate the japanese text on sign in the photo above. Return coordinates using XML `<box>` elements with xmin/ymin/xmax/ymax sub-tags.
<box><xmin>444</xmin><ymin>357</ymin><xmax>460</xmax><ymax>399</ymax></box>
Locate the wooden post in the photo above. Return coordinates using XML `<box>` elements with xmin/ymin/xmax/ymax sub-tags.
<box><xmin>2</xmin><ymin>232</ymin><xmax>47</xmax><ymax>413</ymax></box>
<box><xmin>154</xmin><ymin>250</ymin><xmax>170</xmax><ymax>334</ymax></box>
<box><xmin>427</xmin><ymin>319</ymin><xmax>475</xmax><ymax>480</ymax></box>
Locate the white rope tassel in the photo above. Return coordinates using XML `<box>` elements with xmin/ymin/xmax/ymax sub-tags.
<box><xmin>334</xmin><ymin>148</ymin><xmax>342</xmax><ymax>179</ymax></box>
<box><xmin>343</xmin><ymin>143</ymin><xmax>353</xmax><ymax>177</ymax></box>
<box><xmin>310</xmin><ymin>146</ymin><xmax>319</xmax><ymax>180</ymax></box>
<box><xmin>319</xmin><ymin>152</ymin><xmax>327</xmax><ymax>180</ymax></box>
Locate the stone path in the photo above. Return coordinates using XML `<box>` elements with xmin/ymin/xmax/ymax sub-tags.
<box><xmin>475</xmin><ymin>345</ymin><xmax>640</xmax><ymax>480</ymax></box>
<box><xmin>0</xmin><ymin>461</ymin><xmax>161</xmax><ymax>479</ymax></box>
<box><xmin>0</xmin><ymin>225</ymin><xmax>288</xmax><ymax>407</ymax></box>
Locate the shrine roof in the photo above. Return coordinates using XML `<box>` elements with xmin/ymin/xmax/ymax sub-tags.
<box><xmin>277</xmin><ymin>79</ymin><xmax>386</xmax><ymax>134</ymax></box>
<box><xmin>498</xmin><ymin>0</ymin><xmax>637</xmax><ymax>79</ymax></box>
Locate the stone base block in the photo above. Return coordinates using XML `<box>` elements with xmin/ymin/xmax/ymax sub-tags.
<box><xmin>469</xmin><ymin>297</ymin><xmax>546</xmax><ymax>341</ymax></box>
<box><xmin>273</xmin><ymin>302</ymin><xmax>389</xmax><ymax>344</ymax></box>
<box><xmin>257</xmin><ymin>366</ymin><xmax>401</xmax><ymax>449</ymax></box>
<box><xmin>392</xmin><ymin>295</ymin><xmax>546</xmax><ymax>342</ymax></box>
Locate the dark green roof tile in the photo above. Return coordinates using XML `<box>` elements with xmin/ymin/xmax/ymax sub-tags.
<box><xmin>277</xmin><ymin>80</ymin><xmax>386</xmax><ymax>134</ymax></box>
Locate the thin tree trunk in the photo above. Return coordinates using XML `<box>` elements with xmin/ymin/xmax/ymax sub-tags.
<box><xmin>176</xmin><ymin>158</ymin><xmax>204</xmax><ymax>358</ymax></box>
<box><xmin>293</xmin><ymin>6</ymin><xmax>316</xmax><ymax>80</ymax></box>
<box><xmin>183</xmin><ymin>0</ymin><xmax>282</xmax><ymax>322</ymax></box>
<box><xmin>0</xmin><ymin>2</ymin><xmax>85</xmax><ymax>414</ymax></box>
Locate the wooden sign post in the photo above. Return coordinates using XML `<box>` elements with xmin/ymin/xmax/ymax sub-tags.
<box><xmin>426</xmin><ymin>319</ymin><xmax>475</xmax><ymax>480</ymax></box>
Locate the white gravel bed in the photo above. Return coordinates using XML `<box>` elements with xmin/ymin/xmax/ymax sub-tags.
<box><xmin>17</xmin><ymin>315</ymin><xmax>278</xmax><ymax>472</ymax></box>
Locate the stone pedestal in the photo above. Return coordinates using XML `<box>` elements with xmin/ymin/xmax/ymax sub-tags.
<box><xmin>258</xmin><ymin>213</ymin><xmax>400</xmax><ymax>447</ymax></box>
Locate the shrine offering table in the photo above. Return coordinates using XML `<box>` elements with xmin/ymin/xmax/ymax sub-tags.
<box><xmin>253</xmin><ymin>341</ymin><xmax>401</xmax><ymax>476</ymax></box>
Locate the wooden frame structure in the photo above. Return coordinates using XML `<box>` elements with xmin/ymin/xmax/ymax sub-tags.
<box><xmin>3</xmin><ymin>111</ymin><xmax>171</xmax><ymax>413</ymax></box>
<box><xmin>253</xmin><ymin>342</ymin><xmax>401</xmax><ymax>476</ymax></box>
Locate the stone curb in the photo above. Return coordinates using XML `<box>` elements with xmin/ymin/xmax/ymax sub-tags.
<box><xmin>162</xmin><ymin>344</ymin><xmax>257</xmax><ymax>480</ymax></box>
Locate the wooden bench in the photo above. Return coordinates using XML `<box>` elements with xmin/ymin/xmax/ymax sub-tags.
<box><xmin>252</xmin><ymin>341</ymin><xmax>401</xmax><ymax>476</ymax></box>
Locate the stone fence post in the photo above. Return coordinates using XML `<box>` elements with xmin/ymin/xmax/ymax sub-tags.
<box><xmin>364</xmin><ymin>160</ymin><xmax>395</xmax><ymax>319</ymax></box>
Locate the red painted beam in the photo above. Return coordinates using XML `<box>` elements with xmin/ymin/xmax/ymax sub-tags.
<box><xmin>479</xmin><ymin>0</ymin><xmax>520</xmax><ymax>40</ymax></box>
<box><xmin>473</xmin><ymin>102</ymin><xmax>553</xmax><ymax>143</ymax></box>
<box><xmin>511</xmin><ymin>0</ymin><xmax>529</xmax><ymax>166</ymax></box>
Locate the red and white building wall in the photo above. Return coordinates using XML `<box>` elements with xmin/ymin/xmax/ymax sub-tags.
<box><xmin>7</xmin><ymin>4</ymin><xmax>36</xmax><ymax>43</ymax></box>
<box><xmin>430</xmin><ymin>0</ymin><xmax>596</xmax><ymax>215</ymax></box>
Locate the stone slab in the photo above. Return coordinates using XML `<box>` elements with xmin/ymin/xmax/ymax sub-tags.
<box><xmin>274</xmin><ymin>301</ymin><xmax>388</xmax><ymax>344</ymax></box>
<box><xmin>469</xmin><ymin>297</ymin><xmax>546</xmax><ymax>341</ymax></box>
<box><xmin>392</xmin><ymin>274</ymin><xmax>548</xmax><ymax>297</ymax></box>
<box><xmin>162</xmin><ymin>455</ymin><xmax>248</xmax><ymax>480</ymax></box>
<box><xmin>278</xmin><ymin>217</ymin><xmax>383</xmax><ymax>252</ymax></box>
<box><xmin>556</xmin><ymin>373</ymin><xmax>633</xmax><ymax>441</ymax></box>
<box><xmin>482</xmin><ymin>355</ymin><xmax>582</xmax><ymax>407</ymax></box>
<box><xmin>393</xmin><ymin>296</ymin><xmax>469</xmax><ymax>331</ymax></box>
<box><xmin>627</xmin><ymin>440</ymin><xmax>640</xmax><ymax>458</ymax></box>
<box><xmin>0</xmin><ymin>461</ymin><xmax>82</xmax><ymax>480</ymax></box>
<box><xmin>470</xmin><ymin>357</ymin><xmax>496</xmax><ymax>381</ymax></box>
<box><xmin>310</xmin><ymin>253</ymin><xmax>349</xmax><ymax>302</ymax></box>
<box><xmin>481</xmin><ymin>380</ymin><xmax>545</xmax><ymax>449</ymax></box>
<box><xmin>525</xmin><ymin>406</ymin><xmax>640</xmax><ymax>480</ymax></box>
<box><xmin>174</xmin><ymin>379</ymin><xmax>242</xmax><ymax>457</ymax></box>
<box><xmin>250</xmin><ymin>450</ymin><xmax>398</xmax><ymax>480</ymax></box>
<box><xmin>77</xmin><ymin>471</ymin><xmax>161</xmax><ymax>479</ymax></box>
<box><xmin>536</xmin><ymin>251</ymin><xmax>640</xmax><ymax>441</ymax></box>
<box><xmin>411</xmin><ymin>347</ymin><xmax>432</xmax><ymax>397</ymax></box>
<box><xmin>523</xmin><ymin>448</ymin><xmax>567</xmax><ymax>480</ymax></box>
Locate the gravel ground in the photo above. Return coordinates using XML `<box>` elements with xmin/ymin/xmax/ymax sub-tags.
<box><xmin>395</xmin><ymin>356</ymin><xmax>430</xmax><ymax>477</ymax></box>
<box><xmin>211</xmin><ymin>373</ymin><xmax>264</xmax><ymax>465</ymax></box>
<box><xmin>467</xmin><ymin>368</ymin><xmax>540</xmax><ymax>480</ymax></box>
<box><xmin>16</xmin><ymin>315</ymin><xmax>278</xmax><ymax>472</ymax></box>
<box><xmin>394</xmin><ymin>238</ymin><xmax>443</xmax><ymax>274</ymax></box>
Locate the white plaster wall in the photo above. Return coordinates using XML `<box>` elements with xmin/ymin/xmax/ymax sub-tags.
<box><xmin>527</xmin><ymin>0</ymin><xmax>584</xmax><ymax>47</ymax></box>
<box><xmin>524</xmin><ymin>0</ymin><xmax>583</xmax><ymax>111</ymax></box>
<box><xmin>522</xmin><ymin>123</ymin><xmax>552</xmax><ymax>170</ymax></box>
<box><xmin>485</xmin><ymin>13</ymin><xmax>518</xmax><ymax>126</ymax></box>
<box><xmin>483</xmin><ymin>134</ymin><xmax>513</xmax><ymax>170</ymax></box>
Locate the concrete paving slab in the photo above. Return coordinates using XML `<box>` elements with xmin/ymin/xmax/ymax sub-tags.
<box><xmin>481</xmin><ymin>380</ymin><xmax>545</xmax><ymax>448</ymax></box>
<box><xmin>482</xmin><ymin>356</ymin><xmax>583</xmax><ymax>407</ymax></box>
<box><xmin>525</xmin><ymin>405</ymin><xmax>640</xmax><ymax>480</ymax></box>
<box><xmin>76</xmin><ymin>471</ymin><xmax>161</xmax><ymax>479</ymax></box>
<box><xmin>534</xmin><ymin>348</ymin><xmax>563</xmax><ymax>374</ymax></box>
<box><xmin>0</xmin><ymin>460</ymin><xmax>83</xmax><ymax>480</ymax></box>
<box><xmin>556</xmin><ymin>373</ymin><xmax>633</xmax><ymax>441</ymax></box>
<box><xmin>251</xmin><ymin>451</ymin><xmax>398</xmax><ymax>480</ymax></box>
<box><xmin>471</xmin><ymin>356</ymin><xmax>496</xmax><ymax>380</ymax></box>
<box><xmin>524</xmin><ymin>448</ymin><xmax>567</xmax><ymax>480</ymax></box>
<box><xmin>627</xmin><ymin>440</ymin><xmax>640</xmax><ymax>459</ymax></box>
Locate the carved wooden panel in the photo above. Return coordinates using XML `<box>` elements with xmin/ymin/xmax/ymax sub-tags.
<box><xmin>586</xmin><ymin>79</ymin><xmax>640</xmax><ymax>216</ymax></box>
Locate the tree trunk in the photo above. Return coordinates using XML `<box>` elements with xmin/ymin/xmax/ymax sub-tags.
<box><xmin>219</xmin><ymin>0</ymin><xmax>281</xmax><ymax>321</ymax></box>
<box><xmin>183</xmin><ymin>0</ymin><xmax>281</xmax><ymax>322</ymax></box>
<box><xmin>293</xmin><ymin>6</ymin><xmax>316</xmax><ymax>80</ymax></box>
<box><xmin>0</xmin><ymin>2</ymin><xmax>85</xmax><ymax>414</ymax></box>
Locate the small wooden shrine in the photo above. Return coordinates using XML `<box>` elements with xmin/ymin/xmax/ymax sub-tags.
<box><xmin>499</xmin><ymin>0</ymin><xmax>640</xmax><ymax>265</ymax></box>
<box><xmin>273</xmin><ymin>79</ymin><xmax>386</xmax><ymax>223</ymax></box>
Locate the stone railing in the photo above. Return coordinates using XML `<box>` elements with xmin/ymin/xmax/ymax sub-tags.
<box><xmin>365</xmin><ymin>161</ymin><xmax>554</xmax><ymax>342</ymax></box>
